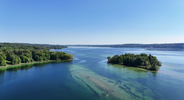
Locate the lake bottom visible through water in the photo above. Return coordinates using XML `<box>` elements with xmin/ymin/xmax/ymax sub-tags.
<box><xmin>0</xmin><ymin>47</ymin><xmax>184</xmax><ymax>100</ymax></box>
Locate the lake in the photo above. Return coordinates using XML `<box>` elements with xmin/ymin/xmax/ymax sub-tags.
<box><xmin>0</xmin><ymin>47</ymin><xmax>184</xmax><ymax>100</ymax></box>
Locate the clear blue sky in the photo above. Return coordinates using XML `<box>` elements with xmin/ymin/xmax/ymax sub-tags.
<box><xmin>1</xmin><ymin>0</ymin><xmax>184</xmax><ymax>45</ymax></box>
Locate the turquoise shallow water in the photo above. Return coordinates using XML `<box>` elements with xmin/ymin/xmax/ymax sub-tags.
<box><xmin>0</xmin><ymin>47</ymin><xmax>184</xmax><ymax>100</ymax></box>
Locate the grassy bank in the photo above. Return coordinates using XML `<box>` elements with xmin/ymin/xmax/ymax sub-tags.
<box><xmin>0</xmin><ymin>59</ymin><xmax>72</xmax><ymax>72</ymax></box>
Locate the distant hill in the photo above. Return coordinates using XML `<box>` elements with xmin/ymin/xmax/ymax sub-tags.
<box><xmin>67</xmin><ymin>43</ymin><xmax>184</xmax><ymax>51</ymax></box>
<box><xmin>0</xmin><ymin>43</ymin><xmax>67</xmax><ymax>50</ymax></box>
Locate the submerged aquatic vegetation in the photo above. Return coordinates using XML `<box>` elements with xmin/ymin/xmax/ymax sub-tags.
<box><xmin>69</xmin><ymin>65</ymin><xmax>154</xmax><ymax>100</ymax></box>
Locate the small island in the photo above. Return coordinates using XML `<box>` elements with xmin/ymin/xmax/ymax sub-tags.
<box><xmin>0</xmin><ymin>43</ymin><xmax>73</xmax><ymax>71</ymax></box>
<box><xmin>107</xmin><ymin>53</ymin><xmax>161</xmax><ymax>71</ymax></box>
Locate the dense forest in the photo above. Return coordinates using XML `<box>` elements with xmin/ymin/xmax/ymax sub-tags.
<box><xmin>69</xmin><ymin>43</ymin><xmax>184</xmax><ymax>50</ymax></box>
<box><xmin>0</xmin><ymin>43</ymin><xmax>73</xmax><ymax>66</ymax></box>
<box><xmin>107</xmin><ymin>53</ymin><xmax>161</xmax><ymax>71</ymax></box>
<box><xmin>0</xmin><ymin>43</ymin><xmax>67</xmax><ymax>50</ymax></box>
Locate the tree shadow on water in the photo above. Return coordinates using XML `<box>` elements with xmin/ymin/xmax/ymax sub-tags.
<box><xmin>0</xmin><ymin>61</ymin><xmax>69</xmax><ymax>74</ymax></box>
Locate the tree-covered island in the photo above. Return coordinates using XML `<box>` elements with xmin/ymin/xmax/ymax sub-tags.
<box><xmin>0</xmin><ymin>43</ymin><xmax>73</xmax><ymax>67</ymax></box>
<box><xmin>107</xmin><ymin>53</ymin><xmax>161</xmax><ymax>71</ymax></box>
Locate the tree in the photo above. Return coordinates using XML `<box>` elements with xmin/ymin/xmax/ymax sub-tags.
<box><xmin>0</xmin><ymin>43</ymin><xmax>72</xmax><ymax>66</ymax></box>
<box><xmin>107</xmin><ymin>53</ymin><xmax>161</xmax><ymax>71</ymax></box>
<box><xmin>107</xmin><ymin>56</ymin><xmax>111</xmax><ymax>60</ymax></box>
<box><xmin>0</xmin><ymin>56</ymin><xmax>6</xmax><ymax>66</ymax></box>
<box><xmin>20</xmin><ymin>55</ymin><xmax>30</xmax><ymax>63</ymax></box>
<box><xmin>134</xmin><ymin>56</ymin><xmax>143</xmax><ymax>66</ymax></box>
<box><xmin>150</xmin><ymin>64</ymin><xmax>157</xmax><ymax>71</ymax></box>
<box><xmin>9</xmin><ymin>55</ymin><xmax>21</xmax><ymax>65</ymax></box>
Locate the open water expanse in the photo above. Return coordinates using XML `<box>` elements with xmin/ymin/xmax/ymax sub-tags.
<box><xmin>0</xmin><ymin>47</ymin><xmax>184</xmax><ymax>100</ymax></box>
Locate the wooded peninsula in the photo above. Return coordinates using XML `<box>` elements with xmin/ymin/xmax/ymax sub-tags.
<box><xmin>107</xmin><ymin>53</ymin><xmax>161</xmax><ymax>71</ymax></box>
<box><xmin>0</xmin><ymin>43</ymin><xmax>73</xmax><ymax>67</ymax></box>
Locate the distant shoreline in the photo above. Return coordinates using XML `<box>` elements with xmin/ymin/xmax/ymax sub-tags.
<box><xmin>0</xmin><ymin>59</ymin><xmax>72</xmax><ymax>71</ymax></box>
<box><xmin>66</xmin><ymin>43</ymin><xmax>184</xmax><ymax>51</ymax></box>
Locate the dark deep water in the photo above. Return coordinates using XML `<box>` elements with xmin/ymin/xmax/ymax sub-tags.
<box><xmin>0</xmin><ymin>47</ymin><xmax>184</xmax><ymax>100</ymax></box>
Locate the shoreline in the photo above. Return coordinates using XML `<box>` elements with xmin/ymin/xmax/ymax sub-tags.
<box><xmin>0</xmin><ymin>59</ymin><xmax>73</xmax><ymax>72</ymax></box>
<box><xmin>107</xmin><ymin>63</ymin><xmax>160</xmax><ymax>72</ymax></box>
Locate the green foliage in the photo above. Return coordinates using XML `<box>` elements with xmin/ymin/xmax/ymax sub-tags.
<box><xmin>9</xmin><ymin>55</ymin><xmax>21</xmax><ymax>65</ymax></box>
<box><xmin>0</xmin><ymin>52</ymin><xmax>7</xmax><ymax>66</ymax></box>
<box><xmin>50</xmin><ymin>52</ymin><xmax>73</xmax><ymax>61</ymax></box>
<box><xmin>0</xmin><ymin>43</ymin><xmax>72</xmax><ymax>66</ymax></box>
<box><xmin>20</xmin><ymin>55</ymin><xmax>30</xmax><ymax>63</ymax></box>
<box><xmin>0</xmin><ymin>57</ymin><xmax>6</xmax><ymax>66</ymax></box>
<box><xmin>150</xmin><ymin>64</ymin><xmax>157</xmax><ymax>71</ymax></box>
<box><xmin>0</xmin><ymin>52</ymin><xmax>6</xmax><ymax>59</ymax></box>
<box><xmin>107</xmin><ymin>53</ymin><xmax>161</xmax><ymax>71</ymax></box>
<box><xmin>65</xmin><ymin>54</ymin><xmax>73</xmax><ymax>60</ymax></box>
<box><xmin>107</xmin><ymin>56</ymin><xmax>111</xmax><ymax>61</ymax></box>
<box><xmin>0</xmin><ymin>43</ymin><xmax>67</xmax><ymax>50</ymax></box>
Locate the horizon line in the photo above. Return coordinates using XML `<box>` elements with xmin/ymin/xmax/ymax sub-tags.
<box><xmin>1</xmin><ymin>42</ymin><xmax>184</xmax><ymax>46</ymax></box>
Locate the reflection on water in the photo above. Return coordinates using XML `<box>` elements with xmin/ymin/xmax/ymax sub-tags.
<box><xmin>6</xmin><ymin>65</ymin><xmax>33</xmax><ymax>71</ymax></box>
<box><xmin>0</xmin><ymin>61</ymin><xmax>73</xmax><ymax>73</ymax></box>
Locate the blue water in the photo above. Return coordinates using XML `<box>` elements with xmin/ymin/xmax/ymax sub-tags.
<box><xmin>0</xmin><ymin>47</ymin><xmax>184</xmax><ymax>100</ymax></box>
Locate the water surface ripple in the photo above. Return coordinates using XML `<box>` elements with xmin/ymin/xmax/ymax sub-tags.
<box><xmin>0</xmin><ymin>47</ymin><xmax>184</xmax><ymax>100</ymax></box>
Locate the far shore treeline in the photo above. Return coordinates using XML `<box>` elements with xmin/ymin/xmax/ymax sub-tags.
<box><xmin>0</xmin><ymin>43</ymin><xmax>73</xmax><ymax>66</ymax></box>
<box><xmin>107</xmin><ymin>53</ymin><xmax>161</xmax><ymax>71</ymax></box>
<box><xmin>68</xmin><ymin>43</ymin><xmax>184</xmax><ymax>50</ymax></box>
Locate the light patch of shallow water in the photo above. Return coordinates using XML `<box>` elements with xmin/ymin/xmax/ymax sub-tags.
<box><xmin>101</xmin><ymin>64</ymin><xmax>149</xmax><ymax>78</ymax></box>
<box><xmin>69</xmin><ymin>65</ymin><xmax>154</xmax><ymax>100</ymax></box>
